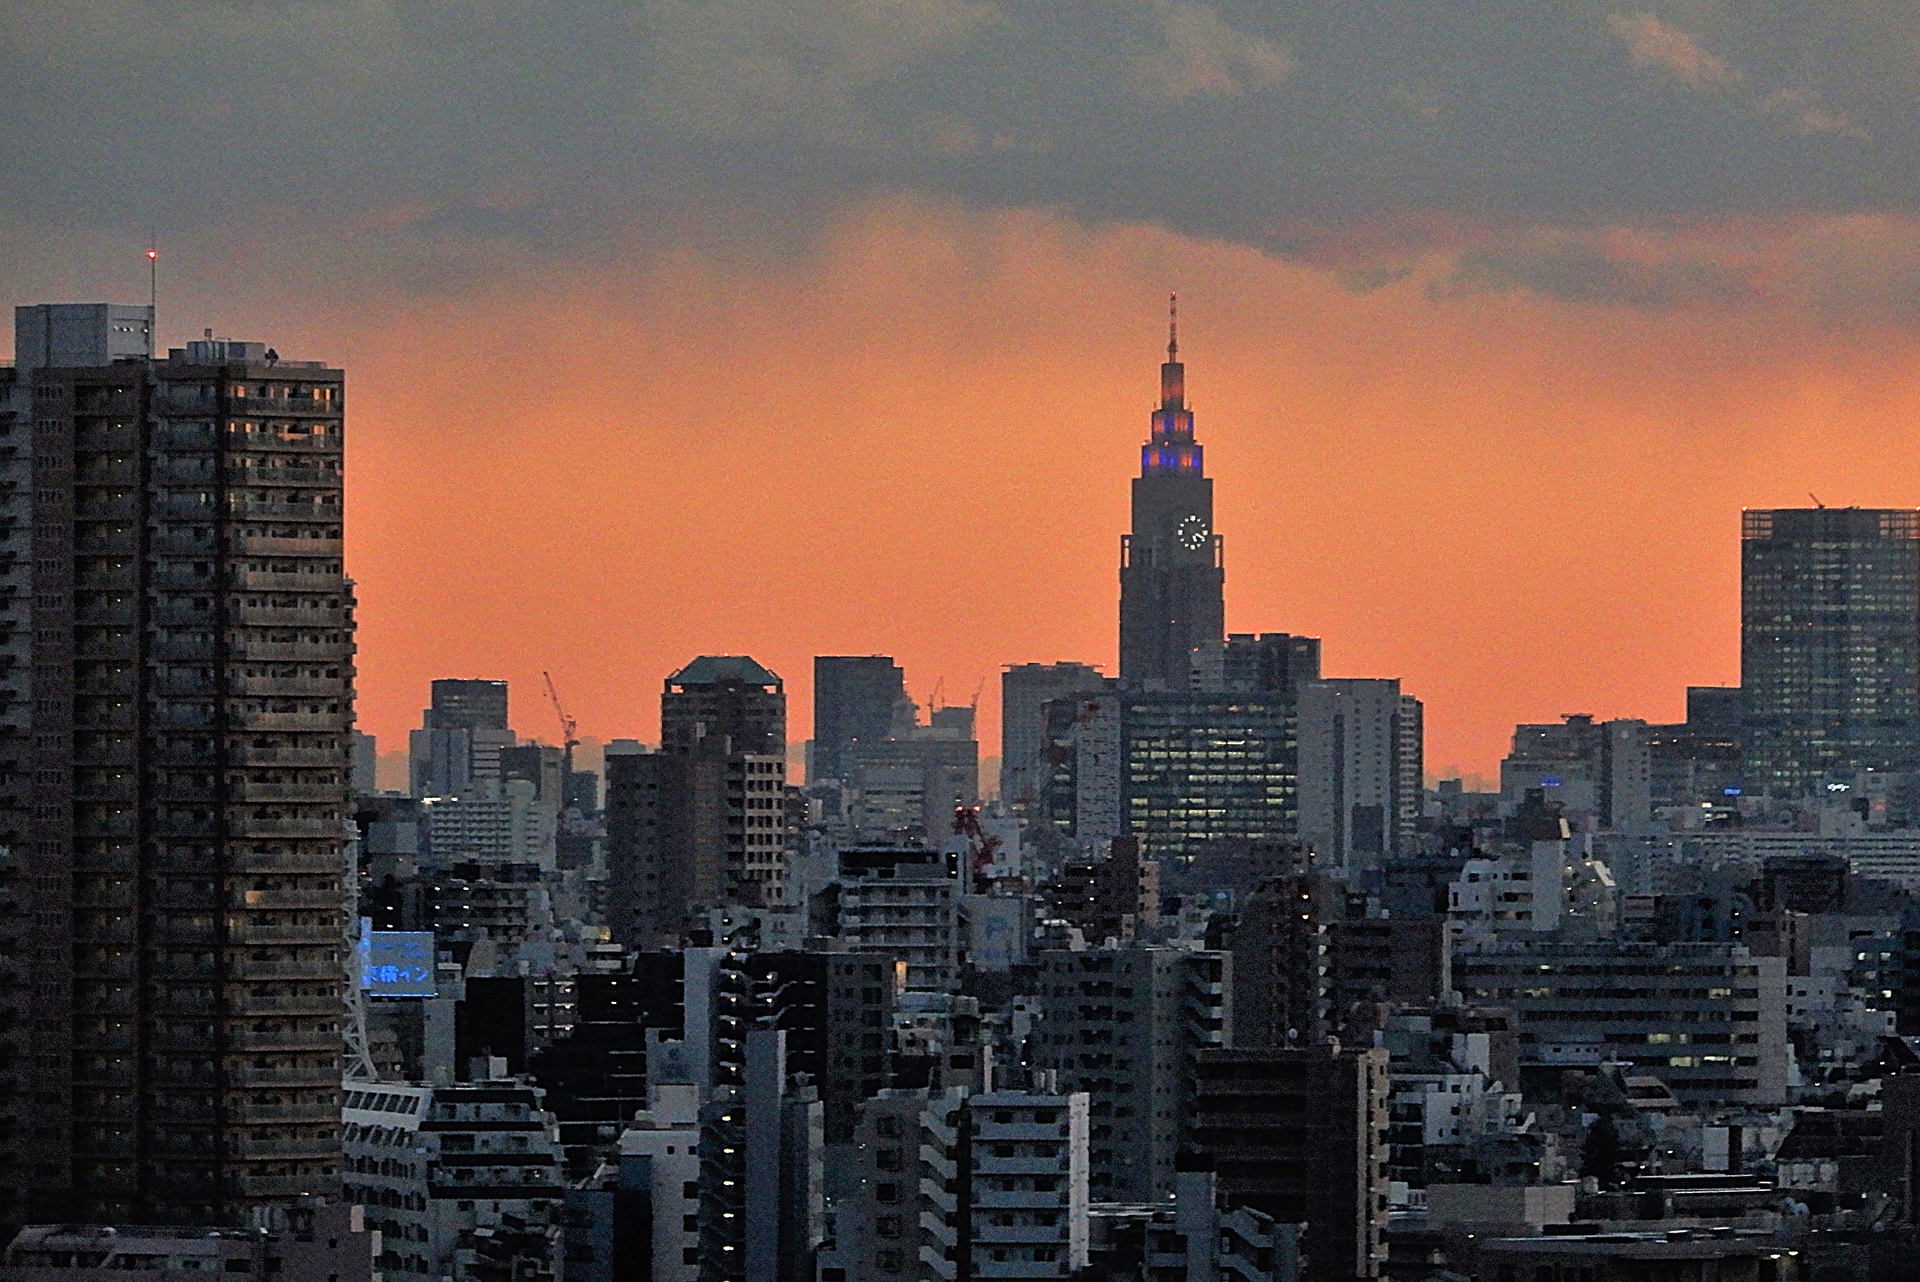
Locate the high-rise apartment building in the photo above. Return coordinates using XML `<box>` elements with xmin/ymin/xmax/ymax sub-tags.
<box><xmin>1000</xmin><ymin>662</ymin><xmax>1102</xmax><ymax>810</ymax></box>
<box><xmin>812</xmin><ymin>656</ymin><xmax>905</xmax><ymax>785</ymax></box>
<box><xmin>1187</xmin><ymin>1045</ymin><xmax>1389</xmax><ymax>1282</ymax></box>
<box><xmin>0</xmin><ymin>309</ymin><xmax>352</xmax><ymax>1230</ymax></box>
<box><xmin>604</xmin><ymin>749</ymin><xmax>788</xmax><ymax>947</ymax></box>
<box><xmin>1298</xmin><ymin>678</ymin><xmax>1423</xmax><ymax>872</ymax></box>
<box><xmin>605</xmin><ymin>658</ymin><xmax>792</xmax><ymax>948</ymax></box>
<box><xmin>1028</xmin><ymin>946</ymin><xmax>1230</xmax><ymax>1201</ymax></box>
<box><xmin>1118</xmin><ymin>306</ymin><xmax>1225</xmax><ymax>687</ymax></box>
<box><xmin>1742</xmin><ymin>507</ymin><xmax>1920</xmax><ymax>797</ymax></box>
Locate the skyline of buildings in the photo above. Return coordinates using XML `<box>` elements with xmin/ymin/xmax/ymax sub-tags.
<box><xmin>12</xmin><ymin>294</ymin><xmax>1920</xmax><ymax>1282</ymax></box>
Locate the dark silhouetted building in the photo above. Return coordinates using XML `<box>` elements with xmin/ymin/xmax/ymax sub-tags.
<box><xmin>811</xmin><ymin>656</ymin><xmax>904</xmax><ymax>785</ymax></box>
<box><xmin>1188</xmin><ymin>1044</ymin><xmax>1388</xmax><ymax>1282</ymax></box>
<box><xmin>1742</xmin><ymin>507</ymin><xmax>1920</xmax><ymax>797</ymax></box>
<box><xmin>1118</xmin><ymin>305</ymin><xmax>1224</xmax><ymax>687</ymax></box>
<box><xmin>0</xmin><ymin>310</ymin><xmax>351</xmax><ymax>1230</ymax></box>
<box><xmin>660</xmin><ymin>655</ymin><xmax>785</xmax><ymax>756</ymax></box>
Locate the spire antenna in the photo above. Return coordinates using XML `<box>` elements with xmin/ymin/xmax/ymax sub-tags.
<box><xmin>146</xmin><ymin>234</ymin><xmax>158</xmax><ymax>358</ymax></box>
<box><xmin>1168</xmin><ymin>292</ymin><xmax>1178</xmax><ymax>361</ymax></box>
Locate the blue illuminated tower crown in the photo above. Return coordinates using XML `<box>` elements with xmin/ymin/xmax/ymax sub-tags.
<box><xmin>1142</xmin><ymin>296</ymin><xmax>1201</xmax><ymax>476</ymax></box>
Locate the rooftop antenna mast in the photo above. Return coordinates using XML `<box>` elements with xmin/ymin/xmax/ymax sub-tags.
<box><xmin>1168</xmin><ymin>291</ymin><xmax>1178</xmax><ymax>361</ymax></box>
<box><xmin>146</xmin><ymin>235</ymin><xmax>158</xmax><ymax>358</ymax></box>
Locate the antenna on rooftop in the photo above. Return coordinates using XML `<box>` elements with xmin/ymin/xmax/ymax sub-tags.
<box><xmin>146</xmin><ymin>234</ymin><xmax>158</xmax><ymax>358</ymax></box>
<box><xmin>1810</xmin><ymin>493</ymin><xmax>1825</xmax><ymax>509</ymax></box>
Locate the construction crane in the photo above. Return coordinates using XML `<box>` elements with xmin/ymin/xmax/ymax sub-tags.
<box><xmin>953</xmin><ymin>804</ymin><xmax>1003</xmax><ymax>893</ymax></box>
<box><xmin>542</xmin><ymin>670</ymin><xmax>580</xmax><ymax>779</ymax></box>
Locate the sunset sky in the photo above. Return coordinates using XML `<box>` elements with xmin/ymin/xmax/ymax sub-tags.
<box><xmin>10</xmin><ymin>3</ymin><xmax>1920</xmax><ymax>781</ymax></box>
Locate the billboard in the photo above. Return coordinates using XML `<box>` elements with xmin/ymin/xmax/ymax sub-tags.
<box><xmin>357</xmin><ymin>920</ymin><xmax>436</xmax><ymax>997</ymax></box>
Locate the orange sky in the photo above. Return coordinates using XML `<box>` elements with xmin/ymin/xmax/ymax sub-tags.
<box><xmin>300</xmin><ymin>197</ymin><xmax>1920</xmax><ymax>786</ymax></box>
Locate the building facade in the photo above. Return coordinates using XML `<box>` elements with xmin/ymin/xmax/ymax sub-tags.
<box><xmin>1000</xmin><ymin>662</ymin><xmax>1103</xmax><ymax>811</ymax></box>
<box><xmin>1187</xmin><ymin>1045</ymin><xmax>1388</xmax><ymax>1282</ymax></box>
<box><xmin>1742</xmin><ymin>507</ymin><xmax>1920</xmax><ymax>798</ymax></box>
<box><xmin>0</xmin><ymin>311</ymin><xmax>352</xmax><ymax>1230</ymax></box>
<box><xmin>1297</xmin><ymin>678</ymin><xmax>1423</xmax><ymax>872</ymax></box>
<box><xmin>812</xmin><ymin>656</ymin><xmax>906</xmax><ymax>786</ymax></box>
<box><xmin>1028</xmin><ymin>947</ymin><xmax>1231</xmax><ymax>1202</ymax></box>
<box><xmin>1453</xmin><ymin>940</ymin><xmax>1790</xmax><ymax>1105</ymax></box>
<box><xmin>1118</xmin><ymin>309</ymin><xmax>1225</xmax><ymax>687</ymax></box>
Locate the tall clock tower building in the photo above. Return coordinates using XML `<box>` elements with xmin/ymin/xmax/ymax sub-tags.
<box><xmin>1119</xmin><ymin>301</ymin><xmax>1226</xmax><ymax>686</ymax></box>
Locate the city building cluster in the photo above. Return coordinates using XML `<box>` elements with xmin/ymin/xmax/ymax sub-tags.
<box><xmin>9</xmin><ymin>298</ymin><xmax>1920</xmax><ymax>1281</ymax></box>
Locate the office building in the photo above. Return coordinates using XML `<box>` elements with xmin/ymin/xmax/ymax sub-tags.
<box><xmin>845</xmin><ymin>705</ymin><xmax>979</xmax><ymax>840</ymax></box>
<box><xmin>1118</xmin><ymin>307</ymin><xmax>1225</xmax><ymax>686</ymax></box>
<box><xmin>426</xmin><ymin>677</ymin><xmax>509</xmax><ymax>731</ymax></box>
<box><xmin>1000</xmin><ymin>662</ymin><xmax>1103</xmax><ymax>811</ymax></box>
<box><xmin>1648</xmin><ymin>686</ymin><xmax>1745</xmax><ymax>809</ymax></box>
<box><xmin>350</xmin><ymin>728</ymin><xmax>380</xmax><ymax>794</ymax></box>
<box><xmin>1187</xmin><ymin>1045</ymin><xmax>1388</xmax><ymax>1282</ymax></box>
<box><xmin>409</xmin><ymin>678</ymin><xmax>516</xmax><ymax>799</ymax></box>
<box><xmin>0</xmin><ymin>310</ymin><xmax>352</xmax><ymax>1229</ymax></box>
<box><xmin>661</xmin><ymin>655</ymin><xmax>785</xmax><ymax>756</ymax></box>
<box><xmin>1028</xmin><ymin>947</ymin><xmax>1230</xmax><ymax>1201</ymax></box>
<box><xmin>1053</xmin><ymin>685</ymin><xmax>1311</xmax><ymax>865</ymax></box>
<box><xmin>1297</xmin><ymin>678</ymin><xmax>1423</xmax><ymax>872</ymax></box>
<box><xmin>813</xmin><ymin>656</ymin><xmax>907</xmax><ymax>785</ymax></box>
<box><xmin>1499</xmin><ymin>714</ymin><xmax>1651</xmax><ymax>831</ymax></box>
<box><xmin>1743</xmin><ymin>507</ymin><xmax>1920</xmax><ymax>797</ymax></box>
<box><xmin>1043</xmin><ymin>634</ymin><xmax>1322</xmax><ymax>862</ymax></box>
<box><xmin>1453</xmin><ymin>940</ymin><xmax>1790</xmax><ymax>1105</ymax></box>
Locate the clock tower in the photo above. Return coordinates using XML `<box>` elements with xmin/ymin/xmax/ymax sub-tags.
<box><xmin>1119</xmin><ymin>296</ymin><xmax>1226</xmax><ymax>685</ymax></box>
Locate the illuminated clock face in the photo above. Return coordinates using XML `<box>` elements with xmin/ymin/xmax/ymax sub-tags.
<box><xmin>1176</xmin><ymin>514</ymin><xmax>1210</xmax><ymax>551</ymax></box>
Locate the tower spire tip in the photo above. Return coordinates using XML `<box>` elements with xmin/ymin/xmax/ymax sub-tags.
<box><xmin>1168</xmin><ymin>292</ymin><xmax>1178</xmax><ymax>361</ymax></box>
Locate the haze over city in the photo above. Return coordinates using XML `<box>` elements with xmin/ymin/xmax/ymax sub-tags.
<box><xmin>16</xmin><ymin>8</ymin><xmax>1920</xmax><ymax>1282</ymax></box>
<box><xmin>14</xmin><ymin>4</ymin><xmax>1920</xmax><ymax>779</ymax></box>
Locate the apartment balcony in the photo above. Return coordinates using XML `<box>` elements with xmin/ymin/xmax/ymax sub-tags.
<box><xmin>226</xmin><ymin>744</ymin><xmax>344</xmax><ymax>766</ymax></box>
<box><xmin>229</xmin><ymin>712</ymin><xmax>345</xmax><ymax>733</ymax></box>
<box><xmin>231</xmin><ymin>534</ymin><xmax>344</xmax><ymax>555</ymax></box>
<box><xmin>228</xmin><ymin>468</ymin><xmax>342</xmax><ymax>488</ymax></box>
<box><xmin>230</xmin><ymin>642</ymin><xmax>344</xmax><ymax>663</ymax></box>
<box><xmin>971</xmin><ymin>1225</ymin><xmax>1068</xmax><ymax>1245</ymax></box>
<box><xmin>231</xmin><ymin>396</ymin><xmax>341</xmax><ymax>418</ymax></box>
<box><xmin>972</xmin><ymin>1156</ymin><xmax>1069</xmax><ymax>1178</ymax></box>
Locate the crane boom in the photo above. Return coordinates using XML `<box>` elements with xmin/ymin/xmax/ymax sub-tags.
<box><xmin>542</xmin><ymin>670</ymin><xmax>580</xmax><ymax>781</ymax></box>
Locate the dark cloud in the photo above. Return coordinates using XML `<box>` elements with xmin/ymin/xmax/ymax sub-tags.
<box><xmin>5</xmin><ymin>2</ymin><xmax>1920</xmax><ymax>310</ymax></box>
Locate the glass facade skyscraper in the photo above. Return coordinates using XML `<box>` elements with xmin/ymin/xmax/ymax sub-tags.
<box><xmin>1741</xmin><ymin>507</ymin><xmax>1920</xmax><ymax>797</ymax></box>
